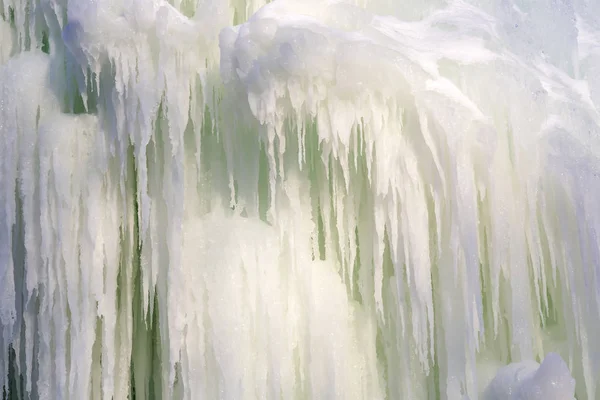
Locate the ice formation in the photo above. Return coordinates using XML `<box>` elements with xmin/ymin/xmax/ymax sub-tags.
<box><xmin>483</xmin><ymin>353</ymin><xmax>576</xmax><ymax>400</ymax></box>
<box><xmin>1</xmin><ymin>0</ymin><xmax>599</xmax><ymax>399</ymax></box>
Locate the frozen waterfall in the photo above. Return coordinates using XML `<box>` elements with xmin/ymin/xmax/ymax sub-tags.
<box><xmin>1</xmin><ymin>0</ymin><xmax>599</xmax><ymax>398</ymax></box>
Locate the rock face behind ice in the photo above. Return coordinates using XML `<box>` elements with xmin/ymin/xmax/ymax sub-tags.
<box><xmin>483</xmin><ymin>353</ymin><xmax>576</xmax><ymax>400</ymax></box>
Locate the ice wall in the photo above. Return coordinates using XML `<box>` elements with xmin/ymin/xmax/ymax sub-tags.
<box><xmin>0</xmin><ymin>0</ymin><xmax>599</xmax><ymax>399</ymax></box>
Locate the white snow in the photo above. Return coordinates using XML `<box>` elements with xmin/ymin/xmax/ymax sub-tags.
<box><xmin>1</xmin><ymin>0</ymin><xmax>598</xmax><ymax>399</ymax></box>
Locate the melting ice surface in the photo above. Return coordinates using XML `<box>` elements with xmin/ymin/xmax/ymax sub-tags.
<box><xmin>1</xmin><ymin>0</ymin><xmax>600</xmax><ymax>398</ymax></box>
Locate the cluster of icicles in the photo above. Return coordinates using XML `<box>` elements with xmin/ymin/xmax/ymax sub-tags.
<box><xmin>1</xmin><ymin>0</ymin><xmax>599</xmax><ymax>398</ymax></box>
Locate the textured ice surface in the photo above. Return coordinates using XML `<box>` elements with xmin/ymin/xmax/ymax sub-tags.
<box><xmin>0</xmin><ymin>0</ymin><xmax>598</xmax><ymax>399</ymax></box>
<box><xmin>483</xmin><ymin>353</ymin><xmax>576</xmax><ymax>400</ymax></box>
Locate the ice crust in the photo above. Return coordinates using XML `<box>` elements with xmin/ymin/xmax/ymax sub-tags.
<box><xmin>0</xmin><ymin>0</ymin><xmax>598</xmax><ymax>399</ymax></box>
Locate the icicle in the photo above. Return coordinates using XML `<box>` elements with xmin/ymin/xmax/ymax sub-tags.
<box><xmin>2</xmin><ymin>0</ymin><xmax>600</xmax><ymax>398</ymax></box>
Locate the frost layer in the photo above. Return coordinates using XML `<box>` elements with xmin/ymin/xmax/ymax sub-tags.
<box><xmin>0</xmin><ymin>0</ymin><xmax>599</xmax><ymax>399</ymax></box>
